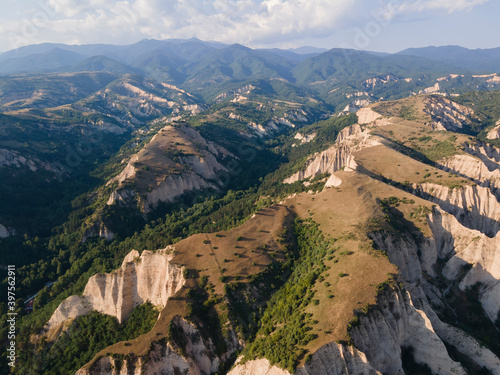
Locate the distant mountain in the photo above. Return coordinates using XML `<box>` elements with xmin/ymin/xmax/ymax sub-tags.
<box><xmin>0</xmin><ymin>48</ymin><xmax>86</xmax><ymax>75</ymax></box>
<box><xmin>181</xmin><ymin>44</ymin><xmax>298</xmax><ymax>93</ymax></box>
<box><xmin>64</xmin><ymin>55</ymin><xmax>138</xmax><ymax>74</ymax></box>
<box><xmin>397</xmin><ymin>45</ymin><xmax>500</xmax><ymax>73</ymax></box>
<box><xmin>288</xmin><ymin>46</ymin><xmax>328</xmax><ymax>55</ymax></box>
<box><xmin>292</xmin><ymin>48</ymin><xmax>461</xmax><ymax>84</ymax></box>
<box><xmin>259</xmin><ymin>48</ymin><xmax>315</xmax><ymax>64</ymax></box>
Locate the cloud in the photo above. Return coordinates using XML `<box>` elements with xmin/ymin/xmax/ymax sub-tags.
<box><xmin>0</xmin><ymin>0</ymin><xmax>491</xmax><ymax>52</ymax></box>
<box><xmin>395</xmin><ymin>0</ymin><xmax>489</xmax><ymax>14</ymax></box>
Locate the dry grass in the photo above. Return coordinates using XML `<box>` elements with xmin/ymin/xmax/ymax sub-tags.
<box><xmin>174</xmin><ymin>205</ymin><xmax>295</xmax><ymax>295</ymax></box>
<box><xmin>284</xmin><ymin>172</ymin><xmax>399</xmax><ymax>351</ymax></box>
<box><xmin>372</xmin><ymin>95</ymin><xmax>430</xmax><ymax>123</ymax></box>
<box><xmin>354</xmin><ymin>142</ymin><xmax>473</xmax><ymax>190</ymax></box>
<box><xmin>84</xmin><ymin>205</ymin><xmax>295</xmax><ymax>368</ymax></box>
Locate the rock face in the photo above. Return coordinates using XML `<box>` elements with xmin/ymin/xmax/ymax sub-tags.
<box><xmin>80</xmin><ymin>77</ymin><xmax>202</xmax><ymax>128</ymax></box>
<box><xmin>46</xmin><ymin>249</ymin><xmax>185</xmax><ymax>334</ymax></box>
<box><xmin>349</xmin><ymin>285</ymin><xmax>466</xmax><ymax>375</ymax></box>
<box><xmin>426</xmin><ymin>209</ymin><xmax>500</xmax><ymax>323</ymax></box>
<box><xmin>342</xmin><ymin>99</ymin><xmax>371</xmax><ymax>114</ymax></box>
<box><xmin>423</xmin><ymin>96</ymin><xmax>474</xmax><ymax>131</ymax></box>
<box><xmin>0</xmin><ymin>148</ymin><xmax>60</xmax><ymax>173</ymax></box>
<box><xmin>418</xmin><ymin>83</ymin><xmax>441</xmax><ymax>95</ymax></box>
<box><xmin>229</xmin><ymin>345</ymin><xmax>381</xmax><ymax>375</ymax></box>
<box><xmin>487</xmin><ymin>120</ymin><xmax>500</xmax><ymax>139</ymax></box>
<box><xmin>413</xmin><ymin>183</ymin><xmax>500</xmax><ymax>237</ymax></box>
<box><xmin>294</xmin><ymin>132</ymin><xmax>316</xmax><ymax>144</ymax></box>
<box><xmin>77</xmin><ymin>316</ymin><xmax>240</xmax><ymax>375</ymax></box>
<box><xmin>284</xmin><ymin>122</ymin><xmax>380</xmax><ymax>184</ymax></box>
<box><xmin>438</xmin><ymin>154</ymin><xmax>500</xmax><ymax>199</ymax></box>
<box><xmin>283</xmin><ymin>143</ymin><xmax>356</xmax><ymax>184</ymax></box>
<box><xmin>368</xmin><ymin>208</ymin><xmax>500</xmax><ymax>374</ymax></box>
<box><xmin>82</xmin><ymin>220</ymin><xmax>114</xmax><ymax>242</ymax></box>
<box><xmin>107</xmin><ymin>124</ymin><xmax>229</xmax><ymax>212</ymax></box>
<box><xmin>356</xmin><ymin>107</ymin><xmax>382</xmax><ymax>124</ymax></box>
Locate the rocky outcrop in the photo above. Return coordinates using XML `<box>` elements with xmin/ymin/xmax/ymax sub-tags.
<box><xmin>82</xmin><ymin>220</ymin><xmax>114</xmax><ymax>242</ymax></box>
<box><xmin>349</xmin><ymin>285</ymin><xmax>466</xmax><ymax>375</ymax></box>
<box><xmin>486</xmin><ymin>120</ymin><xmax>500</xmax><ymax>139</ymax></box>
<box><xmin>284</xmin><ymin>123</ymin><xmax>381</xmax><ymax>184</ymax></box>
<box><xmin>345</xmin><ymin>91</ymin><xmax>370</xmax><ymax>99</ymax></box>
<box><xmin>325</xmin><ymin>173</ymin><xmax>342</xmax><ymax>187</ymax></box>
<box><xmin>0</xmin><ymin>149</ymin><xmax>37</xmax><ymax>171</ymax></box>
<box><xmin>418</xmin><ymin>83</ymin><xmax>441</xmax><ymax>95</ymax></box>
<box><xmin>342</xmin><ymin>99</ymin><xmax>371</xmax><ymax>114</ymax></box>
<box><xmin>429</xmin><ymin>209</ymin><xmax>500</xmax><ymax>322</ymax></box>
<box><xmin>0</xmin><ymin>148</ymin><xmax>60</xmax><ymax>173</ymax></box>
<box><xmin>229</xmin><ymin>345</ymin><xmax>381</xmax><ymax>375</ymax></box>
<box><xmin>78</xmin><ymin>316</ymin><xmax>240</xmax><ymax>375</ymax></box>
<box><xmin>463</xmin><ymin>142</ymin><xmax>500</xmax><ymax>172</ymax></box>
<box><xmin>107</xmin><ymin>125</ymin><xmax>230</xmax><ymax>212</ymax></box>
<box><xmin>295</xmin><ymin>344</ymin><xmax>380</xmax><ymax>375</ymax></box>
<box><xmin>356</xmin><ymin>108</ymin><xmax>382</xmax><ymax>125</ymax></box>
<box><xmin>335</xmin><ymin>124</ymin><xmax>363</xmax><ymax>142</ymax></box>
<box><xmin>229</xmin><ymin>359</ymin><xmax>292</xmax><ymax>375</ymax></box>
<box><xmin>142</xmin><ymin>170</ymin><xmax>218</xmax><ymax>211</ymax></box>
<box><xmin>284</xmin><ymin>143</ymin><xmax>356</xmax><ymax>184</ymax></box>
<box><xmin>214</xmin><ymin>84</ymin><xmax>255</xmax><ymax>102</ymax></box>
<box><xmin>413</xmin><ymin>182</ymin><xmax>500</xmax><ymax>237</ymax></box>
<box><xmin>294</xmin><ymin>132</ymin><xmax>316</xmax><ymax>144</ymax></box>
<box><xmin>438</xmin><ymin>154</ymin><xmax>500</xmax><ymax>198</ymax></box>
<box><xmin>45</xmin><ymin>249</ymin><xmax>185</xmax><ymax>334</ymax></box>
<box><xmin>369</xmin><ymin>220</ymin><xmax>500</xmax><ymax>374</ymax></box>
<box><xmin>423</xmin><ymin>96</ymin><xmax>474</xmax><ymax>131</ymax></box>
<box><xmin>361</xmin><ymin>75</ymin><xmax>398</xmax><ymax>89</ymax></box>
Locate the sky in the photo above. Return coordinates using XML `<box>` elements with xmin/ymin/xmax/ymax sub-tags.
<box><xmin>0</xmin><ymin>0</ymin><xmax>498</xmax><ymax>53</ymax></box>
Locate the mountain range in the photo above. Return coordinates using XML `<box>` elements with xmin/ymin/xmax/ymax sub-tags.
<box><xmin>1</xmin><ymin>38</ymin><xmax>500</xmax><ymax>375</ymax></box>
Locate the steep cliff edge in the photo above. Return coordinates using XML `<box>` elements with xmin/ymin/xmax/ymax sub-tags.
<box><xmin>45</xmin><ymin>248</ymin><xmax>185</xmax><ymax>335</ymax></box>
<box><xmin>229</xmin><ymin>283</ymin><xmax>470</xmax><ymax>375</ymax></box>
<box><xmin>230</xmin><ymin>345</ymin><xmax>381</xmax><ymax>375</ymax></box>
<box><xmin>348</xmin><ymin>284</ymin><xmax>466</xmax><ymax>375</ymax></box>
<box><xmin>369</xmin><ymin>208</ymin><xmax>500</xmax><ymax>374</ymax></box>
<box><xmin>486</xmin><ymin>120</ymin><xmax>500</xmax><ymax>139</ymax></box>
<box><xmin>284</xmin><ymin>121</ymin><xmax>381</xmax><ymax>185</ymax></box>
<box><xmin>429</xmin><ymin>209</ymin><xmax>500</xmax><ymax>323</ymax></box>
<box><xmin>413</xmin><ymin>182</ymin><xmax>500</xmax><ymax>237</ymax></box>
<box><xmin>438</xmin><ymin>154</ymin><xmax>500</xmax><ymax>196</ymax></box>
<box><xmin>423</xmin><ymin>96</ymin><xmax>475</xmax><ymax>131</ymax></box>
<box><xmin>77</xmin><ymin>316</ymin><xmax>239</xmax><ymax>375</ymax></box>
<box><xmin>107</xmin><ymin>124</ymin><xmax>230</xmax><ymax>212</ymax></box>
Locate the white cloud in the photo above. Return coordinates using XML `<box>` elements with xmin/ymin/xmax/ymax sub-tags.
<box><xmin>396</xmin><ymin>0</ymin><xmax>489</xmax><ymax>14</ymax></box>
<box><xmin>0</xmin><ymin>0</ymin><xmax>491</xmax><ymax>52</ymax></box>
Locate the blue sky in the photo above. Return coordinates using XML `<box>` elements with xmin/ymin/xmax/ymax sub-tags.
<box><xmin>0</xmin><ymin>0</ymin><xmax>498</xmax><ymax>53</ymax></box>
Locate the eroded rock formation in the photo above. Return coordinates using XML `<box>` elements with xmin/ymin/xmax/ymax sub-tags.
<box><xmin>45</xmin><ymin>249</ymin><xmax>184</xmax><ymax>335</ymax></box>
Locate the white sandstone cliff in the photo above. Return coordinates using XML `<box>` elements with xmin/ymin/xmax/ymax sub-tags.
<box><xmin>46</xmin><ymin>249</ymin><xmax>185</xmax><ymax>334</ymax></box>
<box><xmin>107</xmin><ymin>124</ymin><xmax>229</xmax><ymax>212</ymax></box>
<box><xmin>413</xmin><ymin>182</ymin><xmax>500</xmax><ymax>237</ymax></box>
<box><xmin>77</xmin><ymin>316</ymin><xmax>240</xmax><ymax>375</ymax></box>
<box><xmin>423</xmin><ymin>96</ymin><xmax>474</xmax><ymax>131</ymax></box>
<box><xmin>284</xmin><ymin>123</ymin><xmax>381</xmax><ymax>184</ymax></box>
<box><xmin>487</xmin><ymin>120</ymin><xmax>500</xmax><ymax>140</ymax></box>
